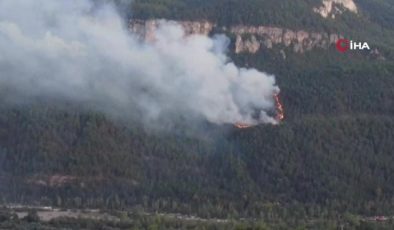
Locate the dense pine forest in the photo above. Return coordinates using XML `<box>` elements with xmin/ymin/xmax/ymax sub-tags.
<box><xmin>1</xmin><ymin>0</ymin><xmax>394</xmax><ymax>229</ymax></box>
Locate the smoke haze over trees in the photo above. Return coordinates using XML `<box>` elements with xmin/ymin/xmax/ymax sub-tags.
<box><xmin>0</xmin><ymin>0</ymin><xmax>279</xmax><ymax>129</ymax></box>
<box><xmin>1</xmin><ymin>0</ymin><xmax>394</xmax><ymax>229</ymax></box>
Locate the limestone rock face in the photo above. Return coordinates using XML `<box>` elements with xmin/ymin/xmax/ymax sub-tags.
<box><xmin>232</xmin><ymin>26</ymin><xmax>341</xmax><ymax>53</ymax></box>
<box><xmin>313</xmin><ymin>0</ymin><xmax>358</xmax><ymax>18</ymax></box>
<box><xmin>235</xmin><ymin>35</ymin><xmax>260</xmax><ymax>53</ymax></box>
<box><xmin>129</xmin><ymin>19</ymin><xmax>342</xmax><ymax>54</ymax></box>
<box><xmin>129</xmin><ymin>19</ymin><xmax>213</xmax><ymax>42</ymax></box>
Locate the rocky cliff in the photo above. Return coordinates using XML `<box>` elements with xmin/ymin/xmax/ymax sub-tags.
<box><xmin>129</xmin><ymin>19</ymin><xmax>342</xmax><ymax>54</ymax></box>
<box><xmin>313</xmin><ymin>0</ymin><xmax>358</xmax><ymax>18</ymax></box>
<box><xmin>230</xmin><ymin>25</ymin><xmax>341</xmax><ymax>53</ymax></box>
<box><xmin>129</xmin><ymin>19</ymin><xmax>214</xmax><ymax>42</ymax></box>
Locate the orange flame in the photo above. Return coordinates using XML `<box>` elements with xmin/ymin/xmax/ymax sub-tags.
<box><xmin>234</xmin><ymin>123</ymin><xmax>252</xmax><ymax>129</ymax></box>
<box><xmin>235</xmin><ymin>93</ymin><xmax>284</xmax><ymax>129</ymax></box>
<box><xmin>274</xmin><ymin>93</ymin><xmax>285</xmax><ymax>121</ymax></box>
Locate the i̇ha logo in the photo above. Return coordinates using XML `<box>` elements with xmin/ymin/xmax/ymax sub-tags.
<box><xmin>336</xmin><ymin>39</ymin><xmax>370</xmax><ymax>53</ymax></box>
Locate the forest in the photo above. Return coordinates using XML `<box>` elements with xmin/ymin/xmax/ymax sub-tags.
<box><xmin>1</xmin><ymin>0</ymin><xmax>394</xmax><ymax>229</ymax></box>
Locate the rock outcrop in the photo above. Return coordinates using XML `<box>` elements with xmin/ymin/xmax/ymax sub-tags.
<box><xmin>129</xmin><ymin>19</ymin><xmax>342</xmax><ymax>54</ymax></box>
<box><xmin>313</xmin><ymin>0</ymin><xmax>358</xmax><ymax>18</ymax></box>
<box><xmin>230</xmin><ymin>25</ymin><xmax>341</xmax><ymax>53</ymax></box>
<box><xmin>129</xmin><ymin>19</ymin><xmax>214</xmax><ymax>42</ymax></box>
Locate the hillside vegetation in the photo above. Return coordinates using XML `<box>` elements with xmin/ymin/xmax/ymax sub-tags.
<box><xmin>1</xmin><ymin>0</ymin><xmax>394</xmax><ymax>229</ymax></box>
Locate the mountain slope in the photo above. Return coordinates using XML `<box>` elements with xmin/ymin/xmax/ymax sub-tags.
<box><xmin>1</xmin><ymin>0</ymin><xmax>394</xmax><ymax>228</ymax></box>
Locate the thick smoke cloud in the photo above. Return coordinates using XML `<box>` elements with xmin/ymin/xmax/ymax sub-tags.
<box><xmin>0</xmin><ymin>0</ymin><xmax>279</xmax><ymax>127</ymax></box>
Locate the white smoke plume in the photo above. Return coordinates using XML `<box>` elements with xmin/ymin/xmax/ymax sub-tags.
<box><xmin>0</xmin><ymin>0</ymin><xmax>279</xmax><ymax>127</ymax></box>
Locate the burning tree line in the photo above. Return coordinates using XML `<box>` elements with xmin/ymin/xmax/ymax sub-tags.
<box><xmin>235</xmin><ymin>93</ymin><xmax>284</xmax><ymax>129</ymax></box>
